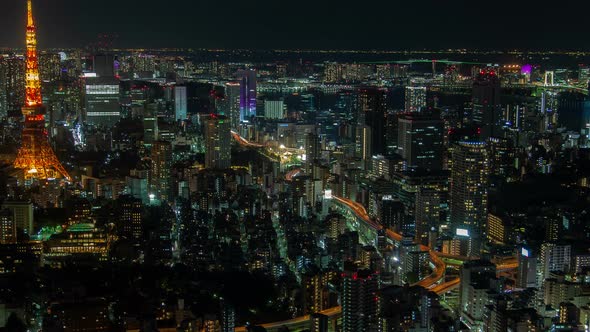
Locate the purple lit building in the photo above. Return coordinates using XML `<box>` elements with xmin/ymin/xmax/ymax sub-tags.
<box><xmin>239</xmin><ymin>69</ymin><xmax>257</xmax><ymax>122</ymax></box>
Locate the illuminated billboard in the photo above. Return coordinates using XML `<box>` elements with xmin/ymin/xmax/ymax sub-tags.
<box><xmin>456</xmin><ymin>228</ymin><xmax>469</xmax><ymax>237</ymax></box>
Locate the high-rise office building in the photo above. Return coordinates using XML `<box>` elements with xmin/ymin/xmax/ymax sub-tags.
<box><xmin>220</xmin><ymin>300</ymin><xmax>235</xmax><ymax>332</ymax></box>
<box><xmin>450</xmin><ymin>141</ymin><xmax>489</xmax><ymax>250</ymax></box>
<box><xmin>2</xmin><ymin>201</ymin><xmax>34</xmax><ymax>235</ymax></box>
<box><xmin>174</xmin><ymin>86</ymin><xmax>187</xmax><ymax>121</ymax></box>
<box><xmin>415</xmin><ymin>187</ymin><xmax>442</xmax><ymax>243</ymax></box>
<box><xmin>239</xmin><ymin>69</ymin><xmax>256</xmax><ymax>122</ymax></box>
<box><xmin>0</xmin><ymin>62</ymin><xmax>6</xmax><ymax>119</ymax></box>
<box><xmin>264</xmin><ymin>99</ymin><xmax>285</xmax><ymax>119</ymax></box>
<box><xmin>126</xmin><ymin>169</ymin><xmax>149</xmax><ymax>204</ymax></box>
<box><xmin>324</xmin><ymin>62</ymin><xmax>343</xmax><ymax>83</ymax></box>
<box><xmin>380</xmin><ymin>198</ymin><xmax>405</xmax><ymax>232</ymax></box>
<box><xmin>342</xmin><ymin>268</ymin><xmax>379</xmax><ymax>332</ymax></box>
<box><xmin>401</xmin><ymin>241</ymin><xmax>430</xmax><ymax>282</ymax></box>
<box><xmin>397</xmin><ymin>110</ymin><xmax>444</xmax><ymax>171</ymax></box>
<box><xmin>405</xmin><ymin>86</ymin><xmax>427</xmax><ymax>112</ymax></box>
<box><xmin>143</xmin><ymin>108</ymin><xmax>158</xmax><ymax>146</ymax></box>
<box><xmin>116</xmin><ymin>195</ymin><xmax>143</xmax><ymax>240</ymax></box>
<box><xmin>355</xmin><ymin>124</ymin><xmax>372</xmax><ymax>162</ymax></box>
<box><xmin>0</xmin><ymin>209</ymin><xmax>16</xmax><ymax>244</ymax></box>
<box><xmin>84</xmin><ymin>76</ymin><xmax>120</xmax><ymax>127</ymax></box>
<box><xmin>93</xmin><ymin>54</ymin><xmax>115</xmax><ymax>77</ymax></box>
<box><xmin>539</xmin><ymin>242</ymin><xmax>571</xmax><ymax>283</ymax></box>
<box><xmin>150</xmin><ymin>141</ymin><xmax>173</xmax><ymax>202</ymax></box>
<box><xmin>517</xmin><ymin>246</ymin><xmax>538</xmax><ymax>289</ymax></box>
<box><xmin>358</xmin><ymin>87</ymin><xmax>387</xmax><ymax>155</ymax></box>
<box><xmin>38</xmin><ymin>52</ymin><xmax>62</xmax><ymax>82</ymax></box>
<box><xmin>204</xmin><ymin>115</ymin><xmax>231</xmax><ymax>169</ymax></box>
<box><xmin>472</xmin><ymin>70</ymin><xmax>501</xmax><ymax>140</ymax></box>
<box><xmin>304</xmin><ymin>132</ymin><xmax>320</xmax><ymax>176</ymax></box>
<box><xmin>459</xmin><ymin>260</ymin><xmax>498</xmax><ymax>331</ymax></box>
<box><xmin>223</xmin><ymin>81</ymin><xmax>241</xmax><ymax>129</ymax></box>
<box><xmin>1</xmin><ymin>56</ymin><xmax>25</xmax><ymax>116</ymax></box>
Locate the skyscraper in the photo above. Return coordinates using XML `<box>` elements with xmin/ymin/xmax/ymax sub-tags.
<box><xmin>143</xmin><ymin>107</ymin><xmax>158</xmax><ymax>146</ymax></box>
<box><xmin>304</xmin><ymin>132</ymin><xmax>320</xmax><ymax>176</ymax></box>
<box><xmin>264</xmin><ymin>100</ymin><xmax>285</xmax><ymax>119</ymax></box>
<box><xmin>415</xmin><ymin>187</ymin><xmax>442</xmax><ymax>243</ymax></box>
<box><xmin>472</xmin><ymin>70</ymin><xmax>501</xmax><ymax>140</ymax></box>
<box><xmin>459</xmin><ymin>260</ymin><xmax>498</xmax><ymax>331</ymax></box>
<box><xmin>116</xmin><ymin>195</ymin><xmax>143</xmax><ymax>240</ymax></box>
<box><xmin>84</xmin><ymin>76</ymin><xmax>120</xmax><ymax>127</ymax></box>
<box><xmin>2</xmin><ymin>200</ymin><xmax>34</xmax><ymax>236</ymax></box>
<box><xmin>405</xmin><ymin>86</ymin><xmax>427</xmax><ymax>112</ymax></box>
<box><xmin>342</xmin><ymin>268</ymin><xmax>379</xmax><ymax>332</ymax></box>
<box><xmin>150</xmin><ymin>141</ymin><xmax>173</xmax><ymax>202</ymax></box>
<box><xmin>84</xmin><ymin>54</ymin><xmax>120</xmax><ymax>127</ymax></box>
<box><xmin>204</xmin><ymin>115</ymin><xmax>231</xmax><ymax>169</ymax></box>
<box><xmin>174</xmin><ymin>86</ymin><xmax>187</xmax><ymax>121</ymax></box>
<box><xmin>517</xmin><ymin>247</ymin><xmax>538</xmax><ymax>289</ymax></box>
<box><xmin>0</xmin><ymin>56</ymin><xmax>25</xmax><ymax>116</ymax></box>
<box><xmin>397</xmin><ymin>110</ymin><xmax>444</xmax><ymax>171</ymax></box>
<box><xmin>0</xmin><ymin>209</ymin><xmax>16</xmax><ymax>244</ymax></box>
<box><xmin>358</xmin><ymin>87</ymin><xmax>387</xmax><ymax>155</ymax></box>
<box><xmin>450</xmin><ymin>141</ymin><xmax>489</xmax><ymax>251</ymax></box>
<box><xmin>239</xmin><ymin>69</ymin><xmax>256</xmax><ymax>122</ymax></box>
<box><xmin>539</xmin><ymin>242</ymin><xmax>571</xmax><ymax>284</ymax></box>
<box><xmin>224</xmin><ymin>81</ymin><xmax>241</xmax><ymax>130</ymax></box>
<box><xmin>355</xmin><ymin>124</ymin><xmax>372</xmax><ymax>162</ymax></box>
<box><xmin>93</xmin><ymin>54</ymin><xmax>115</xmax><ymax>77</ymax></box>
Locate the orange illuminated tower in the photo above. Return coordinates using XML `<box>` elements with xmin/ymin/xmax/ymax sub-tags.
<box><xmin>13</xmin><ymin>0</ymin><xmax>71</xmax><ymax>181</ymax></box>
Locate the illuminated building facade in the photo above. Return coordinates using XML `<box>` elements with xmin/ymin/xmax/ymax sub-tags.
<box><xmin>224</xmin><ymin>81</ymin><xmax>241</xmax><ymax>129</ymax></box>
<box><xmin>174</xmin><ymin>85</ymin><xmax>187</xmax><ymax>121</ymax></box>
<box><xmin>0</xmin><ymin>56</ymin><xmax>26</xmax><ymax>116</ymax></box>
<box><xmin>45</xmin><ymin>223</ymin><xmax>109</xmax><ymax>263</ymax></box>
<box><xmin>397</xmin><ymin>111</ymin><xmax>444</xmax><ymax>171</ymax></box>
<box><xmin>342</xmin><ymin>268</ymin><xmax>379</xmax><ymax>332</ymax></box>
<box><xmin>539</xmin><ymin>242</ymin><xmax>571</xmax><ymax>284</ymax></box>
<box><xmin>358</xmin><ymin>87</ymin><xmax>387</xmax><ymax>155</ymax></box>
<box><xmin>450</xmin><ymin>141</ymin><xmax>488</xmax><ymax>251</ymax></box>
<box><xmin>38</xmin><ymin>52</ymin><xmax>61</xmax><ymax>83</ymax></box>
<box><xmin>239</xmin><ymin>69</ymin><xmax>256</xmax><ymax>122</ymax></box>
<box><xmin>0</xmin><ymin>209</ymin><xmax>16</xmax><ymax>245</ymax></box>
<box><xmin>150</xmin><ymin>141</ymin><xmax>173</xmax><ymax>202</ymax></box>
<box><xmin>264</xmin><ymin>99</ymin><xmax>285</xmax><ymax>119</ymax></box>
<box><xmin>486</xmin><ymin>213</ymin><xmax>506</xmax><ymax>244</ymax></box>
<box><xmin>415</xmin><ymin>187</ymin><xmax>441</xmax><ymax>243</ymax></box>
<box><xmin>204</xmin><ymin>115</ymin><xmax>231</xmax><ymax>169</ymax></box>
<box><xmin>84</xmin><ymin>77</ymin><xmax>120</xmax><ymax>127</ymax></box>
<box><xmin>2</xmin><ymin>200</ymin><xmax>34</xmax><ymax>236</ymax></box>
<box><xmin>459</xmin><ymin>260</ymin><xmax>497</xmax><ymax>331</ymax></box>
<box><xmin>13</xmin><ymin>0</ymin><xmax>70</xmax><ymax>182</ymax></box>
<box><xmin>405</xmin><ymin>86</ymin><xmax>427</xmax><ymax>112</ymax></box>
<box><xmin>116</xmin><ymin>195</ymin><xmax>143</xmax><ymax>240</ymax></box>
<box><xmin>355</xmin><ymin>124</ymin><xmax>372</xmax><ymax>163</ymax></box>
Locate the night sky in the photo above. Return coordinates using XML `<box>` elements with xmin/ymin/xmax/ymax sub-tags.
<box><xmin>0</xmin><ymin>0</ymin><xmax>589</xmax><ymax>50</ymax></box>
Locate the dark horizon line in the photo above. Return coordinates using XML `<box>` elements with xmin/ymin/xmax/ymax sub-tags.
<box><xmin>1</xmin><ymin>46</ymin><xmax>590</xmax><ymax>53</ymax></box>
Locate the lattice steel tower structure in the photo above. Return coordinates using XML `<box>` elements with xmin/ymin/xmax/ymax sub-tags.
<box><xmin>13</xmin><ymin>0</ymin><xmax>71</xmax><ymax>181</ymax></box>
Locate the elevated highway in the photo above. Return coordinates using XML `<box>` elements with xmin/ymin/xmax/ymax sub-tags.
<box><xmin>233</xmin><ymin>158</ymin><xmax>518</xmax><ymax>331</ymax></box>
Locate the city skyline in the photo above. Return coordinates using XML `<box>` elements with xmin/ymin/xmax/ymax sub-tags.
<box><xmin>0</xmin><ymin>0</ymin><xmax>589</xmax><ymax>331</ymax></box>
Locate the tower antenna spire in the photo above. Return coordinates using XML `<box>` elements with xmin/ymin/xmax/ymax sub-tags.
<box><xmin>27</xmin><ymin>0</ymin><xmax>34</xmax><ymax>27</ymax></box>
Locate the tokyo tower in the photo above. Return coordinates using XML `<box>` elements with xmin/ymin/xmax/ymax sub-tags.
<box><xmin>13</xmin><ymin>0</ymin><xmax>71</xmax><ymax>181</ymax></box>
